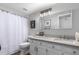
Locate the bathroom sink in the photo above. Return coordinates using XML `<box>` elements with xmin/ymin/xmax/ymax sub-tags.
<box><xmin>19</xmin><ymin>42</ymin><xmax>30</xmax><ymax>49</ymax></box>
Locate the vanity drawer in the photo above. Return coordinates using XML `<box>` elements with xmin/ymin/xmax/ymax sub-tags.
<box><xmin>42</xmin><ymin>42</ymin><xmax>64</xmax><ymax>51</ymax></box>
<box><xmin>46</xmin><ymin>48</ymin><xmax>62</xmax><ymax>55</ymax></box>
<box><xmin>38</xmin><ymin>41</ymin><xmax>53</xmax><ymax>48</ymax></box>
<box><xmin>39</xmin><ymin>41</ymin><xmax>63</xmax><ymax>52</ymax></box>
<box><xmin>38</xmin><ymin>41</ymin><xmax>65</xmax><ymax>51</ymax></box>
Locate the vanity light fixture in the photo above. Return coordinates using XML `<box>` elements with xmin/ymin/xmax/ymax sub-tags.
<box><xmin>40</xmin><ymin>8</ymin><xmax>52</xmax><ymax>17</ymax></box>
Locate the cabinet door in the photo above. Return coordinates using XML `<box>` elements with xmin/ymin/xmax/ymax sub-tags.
<box><xmin>30</xmin><ymin>40</ymin><xmax>47</xmax><ymax>55</ymax></box>
<box><xmin>30</xmin><ymin>45</ymin><xmax>39</xmax><ymax>55</ymax></box>
<box><xmin>38</xmin><ymin>46</ymin><xmax>46</xmax><ymax>55</ymax></box>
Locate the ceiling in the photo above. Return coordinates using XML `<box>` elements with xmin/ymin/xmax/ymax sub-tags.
<box><xmin>0</xmin><ymin>3</ymin><xmax>55</xmax><ymax>17</ymax></box>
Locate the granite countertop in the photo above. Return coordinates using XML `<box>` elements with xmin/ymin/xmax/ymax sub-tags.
<box><xmin>28</xmin><ymin>35</ymin><xmax>79</xmax><ymax>47</ymax></box>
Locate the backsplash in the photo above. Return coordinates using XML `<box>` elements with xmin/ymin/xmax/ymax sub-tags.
<box><xmin>44</xmin><ymin>34</ymin><xmax>75</xmax><ymax>40</ymax></box>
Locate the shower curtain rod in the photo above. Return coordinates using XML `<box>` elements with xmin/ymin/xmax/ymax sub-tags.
<box><xmin>0</xmin><ymin>8</ymin><xmax>25</xmax><ymax>18</ymax></box>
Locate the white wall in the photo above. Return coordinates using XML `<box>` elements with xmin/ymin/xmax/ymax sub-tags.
<box><xmin>29</xmin><ymin>3</ymin><xmax>79</xmax><ymax>38</ymax></box>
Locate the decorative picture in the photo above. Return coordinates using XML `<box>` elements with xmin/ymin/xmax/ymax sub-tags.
<box><xmin>30</xmin><ymin>20</ymin><xmax>35</xmax><ymax>29</ymax></box>
<box><xmin>44</xmin><ymin>19</ymin><xmax>51</xmax><ymax>29</ymax></box>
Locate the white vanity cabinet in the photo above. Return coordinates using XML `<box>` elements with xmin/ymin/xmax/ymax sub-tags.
<box><xmin>29</xmin><ymin>38</ymin><xmax>79</xmax><ymax>55</ymax></box>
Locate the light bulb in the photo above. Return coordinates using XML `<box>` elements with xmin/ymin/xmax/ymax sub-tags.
<box><xmin>43</xmin><ymin>13</ymin><xmax>45</xmax><ymax>16</ymax></box>
<box><xmin>48</xmin><ymin>11</ymin><xmax>51</xmax><ymax>15</ymax></box>
<box><xmin>40</xmin><ymin>14</ymin><xmax>42</xmax><ymax>17</ymax></box>
<box><xmin>46</xmin><ymin>12</ymin><xmax>48</xmax><ymax>16</ymax></box>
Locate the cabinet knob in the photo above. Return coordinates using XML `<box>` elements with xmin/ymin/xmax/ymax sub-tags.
<box><xmin>34</xmin><ymin>46</ymin><xmax>38</xmax><ymax>52</ymax></box>
<box><xmin>40</xmin><ymin>42</ymin><xmax>42</xmax><ymax>45</ymax></box>
<box><xmin>73</xmin><ymin>51</ymin><xmax>76</xmax><ymax>54</ymax></box>
<box><xmin>46</xmin><ymin>49</ymin><xmax>48</xmax><ymax>55</ymax></box>
<box><xmin>46</xmin><ymin>49</ymin><xmax>48</xmax><ymax>52</ymax></box>
<box><xmin>52</xmin><ymin>46</ymin><xmax>55</xmax><ymax>48</ymax></box>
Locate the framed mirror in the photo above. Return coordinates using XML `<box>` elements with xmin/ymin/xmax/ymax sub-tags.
<box><xmin>59</xmin><ymin>12</ymin><xmax>72</xmax><ymax>29</ymax></box>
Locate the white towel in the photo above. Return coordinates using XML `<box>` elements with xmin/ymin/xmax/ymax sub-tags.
<box><xmin>75</xmin><ymin>32</ymin><xmax>79</xmax><ymax>42</ymax></box>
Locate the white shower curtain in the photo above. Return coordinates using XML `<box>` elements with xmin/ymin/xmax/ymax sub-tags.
<box><xmin>0</xmin><ymin>10</ymin><xmax>28</xmax><ymax>55</ymax></box>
